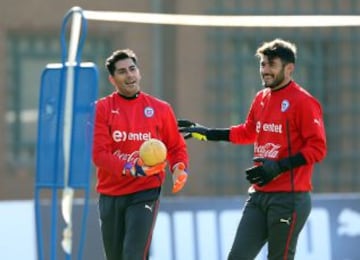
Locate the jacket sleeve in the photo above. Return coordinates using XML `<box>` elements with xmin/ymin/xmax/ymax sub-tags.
<box><xmin>92</xmin><ymin>101</ymin><xmax>126</xmax><ymax>174</ymax></box>
<box><xmin>295</xmin><ymin>97</ymin><xmax>327</xmax><ymax>164</ymax></box>
<box><xmin>161</xmin><ymin>104</ymin><xmax>189</xmax><ymax>171</ymax></box>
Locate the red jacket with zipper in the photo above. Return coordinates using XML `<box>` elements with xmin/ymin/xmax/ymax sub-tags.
<box><xmin>92</xmin><ymin>91</ymin><xmax>189</xmax><ymax>195</ymax></box>
<box><xmin>230</xmin><ymin>81</ymin><xmax>327</xmax><ymax>192</ymax></box>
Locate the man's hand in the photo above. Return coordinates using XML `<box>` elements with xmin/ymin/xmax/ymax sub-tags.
<box><xmin>172</xmin><ymin>162</ymin><xmax>188</xmax><ymax>193</ymax></box>
<box><xmin>177</xmin><ymin>119</ymin><xmax>209</xmax><ymax>141</ymax></box>
<box><xmin>177</xmin><ymin>119</ymin><xmax>197</xmax><ymax>128</ymax></box>
<box><xmin>123</xmin><ymin>159</ymin><xmax>167</xmax><ymax>177</ymax></box>
<box><xmin>245</xmin><ymin>157</ymin><xmax>282</xmax><ymax>186</ymax></box>
<box><xmin>178</xmin><ymin>119</ymin><xmax>197</xmax><ymax>139</ymax></box>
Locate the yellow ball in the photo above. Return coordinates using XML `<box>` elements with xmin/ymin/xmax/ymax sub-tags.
<box><xmin>139</xmin><ymin>138</ymin><xmax>167</xmax><ymax>166</ymax></box>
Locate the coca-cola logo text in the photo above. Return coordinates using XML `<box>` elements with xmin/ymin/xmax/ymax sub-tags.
<box><xmin>254</xmin><ymin>143</ymin><xmax>281</xmax><ymax>158</ymax></box>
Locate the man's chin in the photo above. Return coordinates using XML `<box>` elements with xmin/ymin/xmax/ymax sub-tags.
<box><xmin>126</xmin><ymin>84</ymin><xmax>137</xmax><ymax>88</ymax></box>
<box><xmin>125</xmin><ymin>85</ymin><xmax>140</xmax><ymax>91</ymax></box>
<box><xmin>263</xmin><ymin>83</ymin><xmax>272</xmax><ymax>89</ymax></box>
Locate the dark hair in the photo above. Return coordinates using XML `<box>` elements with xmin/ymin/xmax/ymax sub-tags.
<box><xmin>105</xmin><ymin>49</ymin><xmax>138</xmax><ymax>75</ymax></box>
<box><xmin>255</xmin><ymin>38</ymin><xmax>297</xmax><ymax>64</ymax></box>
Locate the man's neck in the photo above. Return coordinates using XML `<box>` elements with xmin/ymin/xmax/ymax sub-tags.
<box><xmin>271</xmin><ymin>80</ymin><xmax>292</xmax><ymax>91</ymax></box>
<box><xmin>118</xmin><ymin>91</ymin><xmax>140</xmax><ymax>99</ymax></box>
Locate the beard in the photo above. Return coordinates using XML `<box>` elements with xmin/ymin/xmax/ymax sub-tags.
<box><xmin>261</xmin><ymin>68</ymin><xmax>285</xmax><ymax>89</ymax></box>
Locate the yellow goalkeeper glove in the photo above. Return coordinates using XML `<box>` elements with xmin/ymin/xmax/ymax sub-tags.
<box><xmin>178</xmin><ymin>119</ymin><xmax>208</xmax><ymax>141</ymax></box>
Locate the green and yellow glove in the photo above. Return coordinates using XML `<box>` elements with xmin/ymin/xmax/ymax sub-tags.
<box><xmin>177</xmin><ymin>119</ymin><xmax>209</xmax><ymax>141</ymax></box>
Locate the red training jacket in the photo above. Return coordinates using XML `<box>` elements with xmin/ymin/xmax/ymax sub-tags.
<box><xmin>92</xmin><ymin>91</ymin><xmax>189</xmax><ymax>196</ymax></box>
<box><xmin>230</xmin><ymin>81</ymin><xmax>327</xmax><ymax>192</ymax></box>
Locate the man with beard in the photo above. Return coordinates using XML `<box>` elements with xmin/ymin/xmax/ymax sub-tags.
<box><xmin>178</xmin><ymin>38</ymin><xmax>327</xmax><ymax>260</ymax></box>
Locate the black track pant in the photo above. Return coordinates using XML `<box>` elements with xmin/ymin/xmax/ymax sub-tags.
<box><xmin>228</xmin><ymin>191</ymin><xmax>311</xmax><ymax>260</ymax></box>
<box><xmin>98</xmin><ymin>188</ymin><xmax>160</xmax><ymax>260</ymax></box>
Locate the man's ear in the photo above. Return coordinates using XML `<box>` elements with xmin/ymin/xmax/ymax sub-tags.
<box><xmin>285</xmin><ymin>63</ymin><xmax>295</xmax><ymax>75</ymax></box>
<box><xmin>108</xmin><ymin>75</ymin><xmax>115</xmax><ymax>85</ymax></box>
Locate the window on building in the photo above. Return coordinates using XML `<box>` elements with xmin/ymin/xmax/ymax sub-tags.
<box><xmin>6</xmin><ymin>33</ymin><xmax>110</xmax><ymax>175</ymax></box>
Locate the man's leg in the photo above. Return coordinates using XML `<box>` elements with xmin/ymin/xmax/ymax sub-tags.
<box><xmin>123</xmin><ymin>199</ymin><xmax>160</xmax><ymax>260</ymax></box>
<box><xmin>228</xmin><ymin>194</ymin><xmax>267</xmax><ymax>260</ymax></box>
<box><xmin>267</xmin><ymin>192</ymin><xmax>311</xmax><ymax>260</ymax></box>
<box><xmin>98</xmin><ymin>194</ymin><xmax>126</xmax><ymax>260</ymax></box>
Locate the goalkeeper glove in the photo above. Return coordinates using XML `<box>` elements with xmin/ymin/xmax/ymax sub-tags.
<box><xmin>180</xmin><ymin>126</ymin><xmax>209</xmax><ymax>141</ymax></box>
<box><xmin>178</xmin><ymin>119</ymin><xmax>230</xmax><ymax>141</ymax></box>
<box><xmin>177</xmin><ymin>119</ymin><xmax>197</xmax><ymax>128</ymax></box>
<box><xmin>123</xmin><ymin>159</ymin><xmax>167</xmax><ymax>177</ymax></box>
<box><xmin>172</xmin><ymin>162</ymin><xmax>188</xmax><ymax>193</ymax></box>
<box><xmin>177</xmin><ymin>119</ymin><xmax>209</xmax><ymax>141</ymax></box>
<box><xmin>245</xmin><ymin>157</ymin><xmax>282</xmax><ymax>186</ymax></box>
<box><xmin>245</xmin><ymin>153</ymin><xmax>307</xmax><ymax>186</ymax></box>
<box><xmin>178</xmin><ymin>119</ymin><xmax>198</xmax><ymax>139</ymax></box>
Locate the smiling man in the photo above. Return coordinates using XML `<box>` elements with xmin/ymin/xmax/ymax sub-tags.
<box><xmin>178</xmin><ymin>38</ymin><xmax>327</xmax><ymax>260</ymax></box>
<box><xmin>92</xmin><ymin>49</ymin><xmax>189</xmax><ymax>260</ymax></box>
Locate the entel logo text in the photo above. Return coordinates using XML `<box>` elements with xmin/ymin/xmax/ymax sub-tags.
<box><xmin>256</xmin><ymin>121</ymin><xmax>283</xmax><ymax>134</ymax></box>
<box><xmin>112</xmin><ymin>130</ymin><xmax>151</xmax><ymax>142</ymax></box>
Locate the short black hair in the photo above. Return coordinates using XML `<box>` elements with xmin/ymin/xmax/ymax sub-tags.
<box><xmin>105</xmin><ymin>49</ymin><xmax>138</xmax><ymax>75</ymax></box>
<box><xmin>255</xmin><ymin>38</ymin><xmax>297</xmax><ymax>64</ymax></box>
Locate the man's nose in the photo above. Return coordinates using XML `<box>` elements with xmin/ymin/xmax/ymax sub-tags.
<box><xmin>261</xmin><ymin>65</ymin><xmax>271</xmax><ymax>74</ymax></box>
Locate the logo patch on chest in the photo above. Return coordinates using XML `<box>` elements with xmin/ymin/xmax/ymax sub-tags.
<box><xmin>144</xmin><ymin>106</ymin><xmax>154</xmax><ymax>118</ymax></box>
<box><xmin>281</xmin><ymin>99</ymin><xmax>290</xmax><ymax>112</ymax></box>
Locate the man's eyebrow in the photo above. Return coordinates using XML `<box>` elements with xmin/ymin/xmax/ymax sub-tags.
<box><xmin>116</xmin><ymin>65</ymin><xmax>135</xmax><ymax>71</ymax></box>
